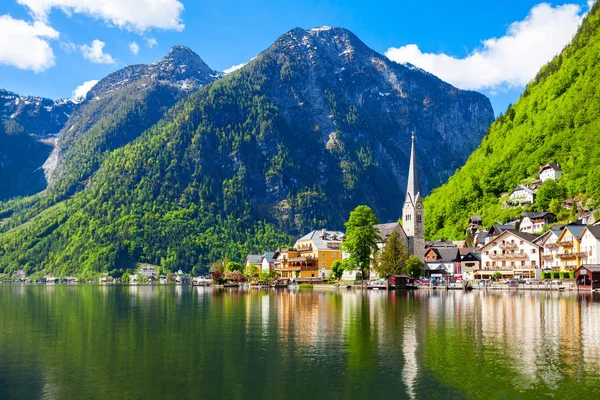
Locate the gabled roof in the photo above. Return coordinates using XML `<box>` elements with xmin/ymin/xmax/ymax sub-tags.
<box><xmin>262</xmin><ymin>252</ymin><xmax>275</xmax><ymax>263</ymax></box>
<box><xmin>246</xmin><ymin>254</ymin><xmax>263</xmax><ymax>265</ymax></box>
<box><xmin>539</xmin><ymin>163</ymin><xmax>561</xmax><ymax>172</ymax></box>
<box><xmin>510</xmin><ymin>185</ymin><xmax>536</xmax><ymax>195</ymax></box>
<box><xmin>559</xmin><ymin>223</ymin><xmax>586</xmax><ymax>240</ymax></box>
<box><xmin>425</xmin><ymin>247</ymin><xmax>460</xmax><ymax>263</ymax></box>
<box><xmin>469</xmin><ymin>215</ymin><xmax>482</xmax><ymax>223</ymax></box>
<box><xmin>576</xmin><ymin>264</ymin><xmax>600</xmax><ymax>273</ymax></box>
<box><xmin>374</xmin><ymin>222</ymin><xmax>406</xmax><ymax>243</ymax></box>
<box><xmin>522</xmin><ymin>212</ymin><xmax>556</xmax><ymax>220</ymax></box>
<box><xmin>488</xmin><ymin>224</ymin><xmax>515</xmax><ymax>236</ymax></box>
<box><xmin>459</xmin><ymin>247</ymin><xmax>480</xmax><ymax>256</ymax></box>
<box><xmin>461</xmin><ymin>252</ymin><xmax>481</xmax><ymax>262</ymax></box>
<box><xmin>480</xmin><ymin>230</ymin><xmax>540</xmax><ymax>251</ymax></box>
<box><xmin>296</xmin><ymin>229</ymin><xmax>345</xmax><ymax>250</ymax></box>
<box><xmin>579</xmin><ymin>225</ymin><xmax>600</xmax><ymax>240</ymax></box>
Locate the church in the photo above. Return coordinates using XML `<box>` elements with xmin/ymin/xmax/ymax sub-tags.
<box><xmin>374</xmin><ymin>133</ymin><xmax>425</xmax><ymax>260</ymax></box>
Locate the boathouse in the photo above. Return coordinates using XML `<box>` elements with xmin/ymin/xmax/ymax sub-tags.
<box><xmin>575</xmin><ymin>265</ymin><xmax>600</xmax><ymax>290</ymax></box>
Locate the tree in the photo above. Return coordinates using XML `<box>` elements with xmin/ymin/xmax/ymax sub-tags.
<box><xmin>535</xmin><ymin>180</ymin><xmax>565</xmax><ymax>211</ymax></box>
<box><xmin>225</xmin><ymin>262</ymin><xmax>243</xmax><ymax>272</ymax></box>
<box><xmin>243</xmin><ymin>264</ymin><xmax>260</xmax><ymax>280</ymax></box>
<box><xmin>374</xmin><ymin>231</ymin><xmax>409</xmax><ymax>277</ymax></box>
<box><xmin>342</xmin><ymin>205</ymin><xmax>380</xmax><ymax>283</ymax></box>
<box><xmin>121</xmin><ymin>272</ymin><xmax>130</xmax><ymax>283</ymax></box>
<box><xmin>403</xmin><ymin>256</ymin><xmax>425</xmax><ymax>279</ymax></box>
<box><xmin>549</xmin><ymin>198</ymin><xmax>561</xmax><ymax>214</ymax></box>
<box><xmin>330</xmin><ymin>260</ymin><xmax>346</xmax><ymax>281</ymax></box>
<box><xmin>492</xmin><ymin>272</ymin><xmax>502</xmax><ymax>281</ymax></box>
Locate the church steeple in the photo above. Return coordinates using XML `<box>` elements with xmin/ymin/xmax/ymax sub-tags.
<box><xmin>405</xmin><ymin>131</ymin><xmax>420</xmax><ymax>206</ymax></box>
<box><xmin>402</xmin><ymin>131</ymin><xmax>425</xmax><ymax>260</ymax></box>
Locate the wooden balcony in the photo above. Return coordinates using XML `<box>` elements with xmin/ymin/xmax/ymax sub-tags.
<box><xmin>558</xmin><ymin>241</ymin><xmax>573</xmax><ymax>248</ymax></box>
<box><xmin>542</xmin><ymin>254</ymin><xmax>554</xmax><ymax>261</ymax></box>
<box><xmin>545</xmin><ymin>243</ymin><xmax>559</xmax><ymax>250</ymax></box>
<box><xmin>499</xmin><ymin>242</ymin><xmax>517</xmax><ymax>250</ymax></box>
<box><xmin>489</xmin><ymin>253</ymin><xmax>527</xmax><ymax>260</ymax></box>
<box><xmin>557</xmin><ymin>253</ymin><xmax>576</xmax><ymax>260</ymax></box>
<box><xmin>574</xmin><ymin>252</ymin><xmax>588</xmax><ymax>258</ymax></box>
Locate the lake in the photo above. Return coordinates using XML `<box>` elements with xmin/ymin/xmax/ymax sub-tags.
<box><xmin>1</xmin><ymin>285</ymin><xmax>600</xmax><ymax>399</ymax></box>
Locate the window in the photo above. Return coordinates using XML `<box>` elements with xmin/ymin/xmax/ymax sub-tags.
<box><xmin>520</xmin><ymin>240</ymin><xmax>524</xmax><ymax>245</ymax></box>
<box><xmin>502</xmin><ymin>261</ymin><xmax>506</xmax><ymax>267</ymax></box>
<box><xmin>521</xmin><ymin>261</ymin><xmax>525</xmax><ymax>266</ymax></box>
<box><xmin>332</xmin><ymin>253</ymin><xmax>336</xmax><ymax>259</ymax></box>
<box><xmin>417</xmin><ymin>215</ymin><xmax>422</xmax><ymax>223</ymax></box>
<box><xmin>531</xmin><ymin>249</ymin><xmax>536</xmax><ymax>254</ymax></box>
<box><xmin>532</xmin><ymin>260</ymin><xmax>536</xmax><ymax>267</ymax></box>
<box><xmin>321</xmin><ymin>253</ymin><xmax>325</xmax><ymax>259</ymax></box>
<box><xmin>486</xmin><ymin>261</ymin><xmax>490</xmax><ymax>267</ymax></box>
<box><xmin>322</xmin><ymin>262</ymin><xmax>326</xmax><ymax>268</ymax></box>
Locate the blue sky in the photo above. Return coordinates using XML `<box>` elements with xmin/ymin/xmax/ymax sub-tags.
<box><xmin>0</xmin><ymin>0</ymin><xmax>593</xmax><ymax>114</ymax></box>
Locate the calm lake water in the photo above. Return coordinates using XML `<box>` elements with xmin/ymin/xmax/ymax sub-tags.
<box><xmin>2</xmin><ymin>286</ymin><xmax>600</xmax><ymax>399</ymax></box>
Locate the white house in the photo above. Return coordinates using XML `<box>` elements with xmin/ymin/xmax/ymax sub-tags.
<box><xmin>479</xmin><ymin>231</ymin><xmax>542</xmax><ymax>279</ymax></box>
<box><xmin>539</xmin><ymin>163</ymin><xmax>562</xmax><ymax>183</ymax></box>
<box><xmin>261</xmin><ymin>252</ymin><xmax>275</xmax><ymax>272</ymax></box>
<box><xmin>579</xmin><ymin>226</ymin><xmax>600</xmax><ymax>266</ymax></box>
<box><xmin>538</xmin><ymin>227</ymin><xmax>564</xmax><ymax>270</ymax></box>
<box><xmin>510</xmin><ymin>185</ymin><xmax>536</xmax><ymax>206</ymax></box>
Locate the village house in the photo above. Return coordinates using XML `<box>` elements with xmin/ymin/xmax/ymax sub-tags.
<box><xmin>245</xmin><ymin>254</ymin><xmax>263</xmax><ymax>269</ymax></box>
<box><xmin>460</xmin><ymin>249</ymin><xmax>481</xmax><ymax>280</ymax></box>
<box><xmin>424</xmin><ymin>246</ymin><xmax>461</xmax><ymax>278</ymax></box>
<box><xmin>537</xmin><ymin>227</ymin><xmax>564</xmax><ymax>271</ymax></box>
<box><xmin>519</xmin><ymin>212</ymin><xmax>556</xmax><ymax>234</ymax></box>
<box><xmin>274</xmin><ymin>230</ymin><xmax>344</xmax><ymax>280</ymax></box>
<box><xmin>139</xmin><ymin>265</ymin><xmax>157</xmax><ymax>280</ymax></box>
<box><xmin>261</xmin><ymin>252</ymin><xmax>275</xmax><ymax>272</ymax></box>
<box><xmin>555</xmin><ymin>224</ymin><xmax>586</xmax><ymax>272</ymax></box>
<box><xmin>509</xmin><ymin>185</ymin><xmax>536</xmax><ymax>206</ymax></box>
<box><xmin>578</xmin><ymin>226</ymin><xmax>600</xmax><ymax>266</ymax></box>
<box><xmin>479</xmin><ymin>230</ymin><xmax>542</xmax><ymax>279</ymax></box>
<box><xmin>466</xmin><ymin>215</ymin><xmax>483</xmax><ymax>238</ymax></box>
<box><xmin>539</xmin><ymin>163</ymin><xmax>562</xmax><ymax>183</ymax></box>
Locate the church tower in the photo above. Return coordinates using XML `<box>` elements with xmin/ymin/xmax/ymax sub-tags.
<box><xmin>402</xmin><ymin>132</ymin><xmax>425</xmax><ymax>259</ymax></box>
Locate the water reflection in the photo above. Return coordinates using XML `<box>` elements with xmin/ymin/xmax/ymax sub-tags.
<box><xmin>1</xmin><ymin>286</ymin><xmax>600</xmax><ymax>399</ymax></box>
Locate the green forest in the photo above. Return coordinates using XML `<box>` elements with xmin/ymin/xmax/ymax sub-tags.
<box><xmin>425</xmin><ymin>2</ymin><xmax>600</xmax><ymax>239</ymax></box>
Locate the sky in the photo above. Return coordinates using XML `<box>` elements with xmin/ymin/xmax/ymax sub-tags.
<box><xmin>0</xmin><ymin>0</ymin><xmax>594</xmax><ymax>115</ymax></box>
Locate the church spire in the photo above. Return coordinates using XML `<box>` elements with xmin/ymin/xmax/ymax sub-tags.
<box><xmin>405</xmin><ymin>131</ymin><xmax>420</xmax><ymax>205</ymax></box>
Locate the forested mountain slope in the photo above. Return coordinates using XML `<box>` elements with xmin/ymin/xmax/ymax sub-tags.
<box><xmin>0</xmin><ymin>27</ymin><xmax>493</xmax><ymax>277</ymax></box>
<box><xmin>425</xmin><ymin>2</ymin><xmax>600</xmax><ymax>239</ymax></box>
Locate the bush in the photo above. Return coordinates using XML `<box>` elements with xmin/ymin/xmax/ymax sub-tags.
<box><xmin>569</xmin><ymin>272</ymin><xmax>575</xmax><ymax>279</ymax></box>
<box><xmin>552</xmin><ymin>272</ymin><xmax>561</xmax><ymax>279</ymax></box>
<box><xmin>561</xmin><ymin>272</ymin><xmax>571</xmax><ymax>279</ymax></box>
<box><xmin>543</xmin><ymin>272</ymin><xmax>552</xmax><ymax>279</ymax></box>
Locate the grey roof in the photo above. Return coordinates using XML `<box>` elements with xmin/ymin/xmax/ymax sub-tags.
<box><xmin>374</xmin><ymin>222</ymin><xmax>404</xmax><ymax>239</ymax></box>
<box><xmin>405</xmin><ymin>133</ymin><xmax>420</xmax><ymax>206</ymax></box>
<box><xmin>489</xmin><ymin>224</ymin><xmax>515</xmax><ymax>235</ymax></box>
<box><xmin>296</xmin><ymin>229</ymin><xmax>345</xmax><ymax>250</ymax></box>
<box><xmin>461</xmin><ymin>252</ymin><xmax>481</xmax><ymax>261</ymax></box>
<box><xmin>540</xmin><ymin>163</ymin><xmax>561</xmax><ymax>172</ymax></box>
<box><xmin>510</xmin><ymin>230</ymin><xmax>539</xmax><ymax>244</ymax></box>
<box><xmin>426</xmin><ymin>247</ymin><xmax>460</xmax><ymax>262</ymax></box>
<box><xmin>511</xmin><ymin>185</ymin><xmax>536</xmax><ymax>195</ymax></box>
<box><xmin>262</xmin><ymin>252</ymin><xmax>275</xmax><ymax>263</ymax></box>
<box><xmin>584</xmin><ymin>226</ymin><xmax>600</xmax><ymax>239</ymax></box>
<box><xmin>522</xmin><ymin>212</ymin><xmax>555</xmax><ymax>219</ymax></box>
<box><xmin>246</xmin><ymin>254</ymin><xmax>263</xmax><ymax>265</ymax></box>
<box><xmin>426</xmin><ymin>239</ymin><xmax>455</xmax><ymax>247</ymax></box>
<box><xmin>459</xmin><ymin>247</ymin><xmax>480</xmax><ymax>256</ymax></box>
<box><xmin>563</xmin><ymin>223</ymin><xmax>585</xmax><ymax>238</ymax></box>
<box><xmin>469</xmin><ymin>215</ymin><xmax>483</xmax><ymax>223</ymax></box>
<box><xmin>578</xmin><ymin>265</ymin><xmax>600</xmax><ymax>272</ymax></box>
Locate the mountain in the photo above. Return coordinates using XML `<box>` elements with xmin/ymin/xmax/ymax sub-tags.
<box><xmin>44</xmin><ymin>45</ymin><xmax>221</xmax><ymax>197</ymax></box>
<box><xmin>0</xmin><ymin>90</ymin><xmax>78</xmax><ymax>200</ymax></box>
<box><xmin>0</xmin><ymin>27</ymin><xmax>493</xmax><ymax>277</ymax></box>
<box><xmin>424</xmin><ymin>3</ymin><xmax>600</xmax><ymax>240</ymax></box>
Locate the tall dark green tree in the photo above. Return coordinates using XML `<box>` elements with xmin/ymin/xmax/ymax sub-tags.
<box><xmin>403</xmin><ymin>256</ymin><xmax>425</xmax><ymax>279</ymax></box>
<box><xmin>535</xmin><ymin>180</ymin><xmax>565</xmax><ymax>211</ymax></box>
<box><xmin>374</xmin><ymin>231</ymin><xmax>409</xmax><ymax>277</ymax></box>
<box><xmin>342</xmin><ymin>205</ymin><xmax>380</xmax><ymax>282</ymax></box>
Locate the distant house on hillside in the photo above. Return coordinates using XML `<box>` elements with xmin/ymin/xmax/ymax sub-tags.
<box><xmin>466</xmin><ymin>215</ymin><xmax>483</xmax><ymax>238</ymax></box>
<box><xmin>519</xmin><ymin>212</ymin><xmax>556</xmax><ymax>234</ymax></box>
<box><xmin>539</xmin><ymin>163</ymin><xmax>562</xmax><ymax>183</ymax></box>
<box><xmin>509</xmin><ymin>185</ymin><xmax>536</xmax><ymax>206</ymax></box>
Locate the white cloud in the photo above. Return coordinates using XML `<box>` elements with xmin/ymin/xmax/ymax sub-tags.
<box><xmin>385</xmin><ymin>3</ymin><xmax>585</xmax><ymax>91</ymax></box>
<box><xmin>223</xmin><ymin>62</ymin><xmax>246</xmax><ymax>75</ymax></box>
<box><xmin>129</xmin><ymin>41</ymin><xmax>139</xmax><ymax>55</ymax></box>
<box><xmin>71</xmin><ymin>79</ymin><xmax>98</xmax><ymax>99</ymax></box>
<box><xmin>17</xmin><ymin>0</ymin><xmax>185</xmax><ymax>33</ymax></box>
<box><xmin>144</xmin><ymin>37</ymin><xmax>157</xmax><ymax>47</ymax></box>
<box><xmin>60</xmin><ymin>40</ymin><xmax>76</xmax><ymax>53</ymax></box>
<box><xmin>0</xmin><ymin>14</ymin><xmax>59</xmax><ymax>72</ymax></box>
<box><xmin>80</xmin><ymin>39</ymin><xmax>115</xmax><ymax>64</ymax></box>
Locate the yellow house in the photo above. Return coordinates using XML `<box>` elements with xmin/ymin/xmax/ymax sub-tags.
<box><xmin>555</xmin><ymin>224</ymin><xmax>586</xmax><ymax>272</ymax></box>
<box><xmin>274</xmin><ymin>229</ymin><xmax>344</xmax><ymax>279</ymax></box>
